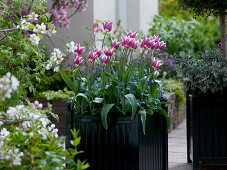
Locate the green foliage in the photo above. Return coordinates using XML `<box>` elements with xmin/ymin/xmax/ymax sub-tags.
<box><xmin>34</xmin><ymin>88</ymin><xmax>75</xmax><ymax>100</ymax></box>
<box><xmin>177</xmin><ymin>0</ymin><xmax>227</xmax><ymax>17</ymax></box>
<box><xmin>159</xmin><ymin>0</ymin><xmax>192</xmax><ymax>20</ymax></box>
<box><xmin>0</xmin><ymin>0</ymin><xmax>54</xmax><ymax>97</ymax></box>
<box><xmin>162</xmin><ymin>79</ymin><xmax>186</xmax><ymax>114</ymax></box>
<box><xmin>178</xmin><ymin>48</ymin><xmax>227</xmax><ymax>93</ymax></box>
<box><xmin>32</xmin><ymin>68</ymin><xmax>74</xmax><ymax>93</ymax></box>
<box><xmin>149</xmin><ymin>15</ymin><xmax>220</xmax><ymax>57</ymax></box>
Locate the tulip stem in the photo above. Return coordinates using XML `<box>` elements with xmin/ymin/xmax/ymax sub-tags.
<box><xmin>102</xmin><ymin>31</ymin><xmax>107</xmax><ymax>49</ymax></box>
<box><xmin>140</xmin><ymin>50</ymin><xmax>145</xmax><ymax>64</ymax></box>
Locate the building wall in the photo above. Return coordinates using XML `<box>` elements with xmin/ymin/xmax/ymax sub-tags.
<box><xmin>140</xmin><ymin>0</ymin><xmax>158</xmax><ymax>34</ymax></box>
<box><xmin>93</xmin><ymin>0</ymin><xmax>116</xmax><ymax>22</ymax></box>
<box><xmin>44</xmin><ymin>0</ymin><xmax>94</xmax><ymax>55</ymax></box>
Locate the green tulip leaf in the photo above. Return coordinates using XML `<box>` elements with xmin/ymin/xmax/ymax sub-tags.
<box><xmin>158</xmin><ymin>108</ymin><xmax>171</xmax><ymax>131</ymax></box>
<box><xmin>59</xmin><ymin>70</ymin><xmax>76</xmax><ymax>93</ymax></box>
<box><xmin>101</xmin><ymin>104</ymin><xmax>115</xmax><ymax>129</ymax></box>
<box><xmin>75</xmin><ymin>93</ymin><xmax>89</xmax><ymax>102</ymax></box>
<box><xmin>139</xmin><ymin>109</ymin><xmax>146</xmax><ymax>135</ymax></box>
<box><xmin>93</xmin><ymin>97</ymin><xmax>104</xmax><ymax>103</ymax></box>
<box><xmin>125</xmin><ymin>93</ymin><xmax>137</xmax><ymax>119</ymax></box>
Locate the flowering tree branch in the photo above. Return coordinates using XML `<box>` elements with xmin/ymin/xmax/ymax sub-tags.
<box><xmin>0</xmin><ymin>28</ymin><xmax>19</xmax><ymax>32</ymax></box>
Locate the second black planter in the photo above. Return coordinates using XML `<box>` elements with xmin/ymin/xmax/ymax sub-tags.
<box><xmin>187</xmin><ymin>91</ymin><xmax>227</xmax><ymax>169</ymax></box>
<box><xmin>65</xmin><ymin>102</ymin><xmax>168</xmax><ymax>170</ymax></box>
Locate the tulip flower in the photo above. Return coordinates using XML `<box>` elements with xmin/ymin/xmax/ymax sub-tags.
<box><xmin>74</xmin><ymin>43</ymin><xmax>85</xmax><ymax>55</ymax></box>
<box><xmin>101</xmin><ymin>55</ymin><xmax>108</xmax><ymax>65</ymax></box>
<box><xmin>104</xmin><ymin>48</ymin><xmax>114</xmax><ymax>57</ymax></box>
<box><xmin>125</xmin><ymin>30</ymin><xmax>137</xmax><ymax>38</ymax></box>
<box><xmin>122</xmin><ymin>36</ymin><xmax>136</xmax><ymax>49</ymax></box>
<box><xmin>130</xmin><ymin>40</ymin><xmax>140</xmax><ymax>50</ymax></box>
<box><xmin>150</xmin><ymin>35</ymin><xmax>160</xmax><ymax>43</ymax></box>
<box><xmin>91</xmin><ymin>22</ymin><xmax>99</xmax><ymax>30</ymax></box>
<box><xmin>74</xmin><ymin>56</ymin><xmax>84</xmax><ymax>66</ymax></box>
<box><xmin>156</xmin><ymin>41</ymin><xmax>166</xmax><ymax>52</ymax></box>
<box><xmin>88</xmin><ymin>51</ymin><xmax>96</xmax><ymax>63</ymax></box>
<box><xmin>147</xmin><ymin>40</ymin><xmax>156</xmax><ymax>50</ymax></box>
<box><xmin>93</xmin><ymin>48</ymin><xmax>102</xmax><ymax>58</ymax></box>
<box><xmin>217</xmin><ymin>43</ymin><xmax>221</xmax><ymax>49</ymax></box>
<box><xmin>102</xmin><ymin>21</ymin><xmax>112</xmax><ymax>32</ymax></box>
<box><xmin>111</xmin><ymin>39</ymin><xmax>121</xmax><ymax>50</ymax></box>
<box><xmin>140</xmin><ymin>36</ymin><xmax>149</xmax><ymax>49</ymax></box>
<box><xmin>152</xmin><ymin>57</ymin><xmax>163</xmax><ymax>69</ymax></box>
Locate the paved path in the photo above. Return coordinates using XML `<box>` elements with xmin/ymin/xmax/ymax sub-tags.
<box><xmin>168</xmin><ymin>120</ymin><xmax>193</xmax><ymax>170</ymax></box>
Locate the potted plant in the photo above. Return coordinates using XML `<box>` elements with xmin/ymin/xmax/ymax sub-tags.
<box><xmin>176</xmin><ymin>1</ymin><xmax>227</xmax><ymax>169</ymax></box>
<box><xmin>55</xmin><ymin>21</ymin><xmax>170</xmax><ymax>170</ymax></box>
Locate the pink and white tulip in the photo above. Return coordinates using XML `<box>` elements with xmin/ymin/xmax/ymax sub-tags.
<box><xmin>102</xmin><ymin>21</ymin><xmax>112</xmax><ymax>32</ymax></box>
<box><xmin>152</xmin><ymin>57</ymin><xmax>163</xmax><ymax>69</ymax></box>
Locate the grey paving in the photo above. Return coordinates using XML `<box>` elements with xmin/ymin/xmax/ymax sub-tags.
<box><xmin>168</xmin><ymin>120</ymin><xmax>193</xmax><ymax>170</ymax></box>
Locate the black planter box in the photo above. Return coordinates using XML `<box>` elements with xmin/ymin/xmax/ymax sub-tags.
<box><xmin>186</xmin><ymin>91</ymin><xmax>227</xmax><ymax>170</ymax></box>
<box><xmin>65</xmin><ymin>102</ymin><xmax>168</xmax><ymax>170</ymax></box>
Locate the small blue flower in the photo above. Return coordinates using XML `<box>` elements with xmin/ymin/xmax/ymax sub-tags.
<box><xmin>141</xmin><ymin>101</ymin><xmax>145</xmax><ymax>104</ymax></box>
<box><xmin>119</xmin><ymin>101</ymin><xmax>122</xmax><ymax>105</ymax></box>
<box><xmin>116</xmin><ymin>86</ymin><xmax>119</xmax><ymax>88</ymax></box>
<box><xmin>126</xmin><ymin>88</ymin><xmax>130</xmax><ymax>90</ymax></box>
<box><xmin>155</xmin><ymin>99</ymin><xmax>160</xmax><ymax>102</ymax></box>
<box><xmin>90</xmin><ymin>101</ymin><xmax>93</xmax><ymax>103</ymax></box>
<box><xmin>141</xmin><ymin>93</ymin><xmax>144</xmax><ymax>95</ymax></box>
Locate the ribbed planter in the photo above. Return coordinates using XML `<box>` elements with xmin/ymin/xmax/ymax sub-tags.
<box><xmin>187</xmin><ymin>91</ymin><xmax>227</xmax><ymax>170</ymax></box>
<box><xmin>65</xmin><ymin>102</ymin><xmax>168</xmax><ymax>170</ymax></box>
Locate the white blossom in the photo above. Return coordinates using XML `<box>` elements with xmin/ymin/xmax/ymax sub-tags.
<box><xmin>28</xmin><ymin>12</ymin><xmax>38</xmax><ymax>21</ymax></box>
<box><xmin>0</xmin><ymin>73</ymin><xmax>19</xmax><ymax>101</ymax></box>
<box><xmin>0</xmin><ymin>128</ymin><xmax>10</xmax><ymax>138</ymax></box>
<box><xmin>46</xmin><ymin>48</ymin><xmax>64</xmax><ymax>72</ymax></box>
<box><xmin>34</xmin><ymin>23</ymin><xmax>47</xmax><ymax>34</ymax></box>
<box><xmin>34</xmin><ymin>100</ymin><xmax>39</xmax><ymax>106</ymax></box>
<box><xmin>30</xmin><ymin>34</ymin><xmax>40</xmax><ymax>45</ymax></box>
<box><xmin>37</xmin><ymin>103</ymin><xmax>43</xmax><ymax>109</ymax></box>
<box><xmin>18</xmin><ymin>19</ymin><xmax>31</xmax><ymax>30</ymax></box>
<box><xmin>11</xmin><ymin>75</ymin><xmax>19</xmax><ymax>90</ymax></box>
<box><xmin>66</xmin><ymin>41</ymin><xmax>76</xmax><ymax>53</ymax></box>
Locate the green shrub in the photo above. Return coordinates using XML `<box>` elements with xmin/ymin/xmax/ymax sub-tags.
<box><xmin>178</xmin><ymin>48</ymin><xmax>227</xmax><ymax>93</ymax></box>
<box><xmin>159</xmin><ymin>0</ymin><xmax>192</xmax><ymax>20</ymax></box>
<box><xmin>31</xmin><ymin>68</ymin><xmax>74</xmax><ymax>94</ymax></box>
<box><xmin>162</xmin><ymin>79</ymin><xmax>186</xmax><ymax>114</ymax></box>
<box><xmin>34</xmin><ymin>88</ymin><xmax>74</xmax><ymax>100</ymax></box>
<box><xmin>149</xmin><ymin>15</ymin><xmax>220</xmax><ymax>57</ymax></box>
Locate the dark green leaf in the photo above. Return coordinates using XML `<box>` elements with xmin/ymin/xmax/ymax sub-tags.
<box><xmin>101</xmin><ymin>104</ymin><xmax>115</xmax><ymax>129</ymax></box>
<box><xmin>125</xmin><ymin>93</ymin><xmax>137</xmax><ymax>119</ymax></box>
<box><xmin>139</xmin><ymin>109</ymin><xmax>146</xmax><ymax>135</ymax></box>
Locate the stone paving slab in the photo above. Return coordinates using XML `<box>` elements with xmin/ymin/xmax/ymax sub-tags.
<box><xmin>168</xmin><ymin>120</ymin><xmax>193</xmax><ymax>170</ymax></box>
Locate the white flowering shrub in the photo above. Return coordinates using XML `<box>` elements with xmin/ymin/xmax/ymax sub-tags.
<box><xmin>46</xmin><ymin>48</ymin><xmax>65</xmax><ymax>72</ymax></box>
<box><xmin>0</xmin><ymin>73</ymin><xmax>19</xmax><ymax>101</ymax></box>
<box><xmin>0</xmin><ymin>74</ymin><xmax>89</xmax><ymax>169</ymax></box>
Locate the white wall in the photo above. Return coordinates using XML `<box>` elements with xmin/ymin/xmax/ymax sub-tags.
<box><xmin>140</xmin><ymin>0</ymin><xmax>158</xmax><ymax>34</ymax></box>
<box><xmin>122</xmin><ymin>0</ymin><xmax>158</xmax><ymax>33</ymax></box>
<box><xmin>126</xmin><ymin>0</ymin><xmax>140</xmax><ymax>32</ymax></box>
<box><xmin>93</xmin><ymin>0</ymin><xmax>116</xmax><ymax>22</ymax></box>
